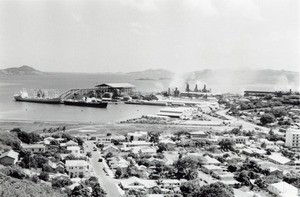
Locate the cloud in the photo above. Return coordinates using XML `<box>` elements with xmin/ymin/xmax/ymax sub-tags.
<box><xmin>119</xmin><ymin>0</ymin><xmax>160</xmax><ymax>12</ymax></box>
<box><xmin>183</xmin><ymin>0</ymin><xmax>218</xmax><ymax>17</ymax></box>
<box><xmin>71</xmin><ymin>12</ymin><xmax>83</xmax><ymax>23</ymax></box>
<box><xmin>224</xmin><ymin>0</ymin><xmax>264</xmax><ymax>21</ymax></box>
<box><xmin>130</xmin><ymin>22</ymin><xmax>155</xmax><ymax>36</ymax></box>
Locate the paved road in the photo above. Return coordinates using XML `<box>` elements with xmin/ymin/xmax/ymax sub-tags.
<box><xmin>85</xmin><ymin>141</ymin><xmax>122</xmax><ymax>197</ymax></box>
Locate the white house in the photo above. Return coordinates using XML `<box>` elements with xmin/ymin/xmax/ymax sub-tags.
<box><xmin>267</xmin><ymin>154</ymin><xmax>292</xmax><ymax>165</ymax></box>
<box><xmin>102</xmin><ymin>145</ymin><xmax>120</xmax><ymax>156</ymax></box>
<box><xmin>268</xmin><ymin>181</ymin><xmax>299</xmax><ymax>197</ymax></box>
<box><xmin>119</xmin><ymin>177</ymin><xmax>157</xmax><ymax>191</ymax></box>
<box><xmin>189</xmin><ymin>131</ymin><xmax>209</xmax><ymax>141</ymax></box>
<box><xmin>65</xmin><ymin>160</ymin><xmax>89</xmax><ymax>178</ymax></box>
<box><xmin>67</xmin><ymin>146</ymin><xmax>81</xmax><ymax>156</ymax></box>
<box><xmin>285</xmin><ymin>128</ymin><xmax>300</xmax><ymax>148</ymax></box>
<box><xmin>21</xmin><ymin>144</ymin><xmax>45</xmax><ymax>153</ymax></box>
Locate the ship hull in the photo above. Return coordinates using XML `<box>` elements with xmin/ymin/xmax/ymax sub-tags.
<box><xmin>63</xmin><ymin>100</ymin><xmax>108</xmax><ymax>108</ymax></box>
<box><xmin>14</xmin><ymin>95</ymin><xmax>61</xmax><ymax>104</ymax></box>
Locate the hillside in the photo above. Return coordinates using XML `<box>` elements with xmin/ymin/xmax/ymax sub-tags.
<box><xmin>0</xmin><ymin>65</ymin><xmax>45</xmax><ymax>75</ymax></box>
<box><xmin>0</xmin><ymin>172</ymin><xmax>66</xmax><ymax>197</ymax></box>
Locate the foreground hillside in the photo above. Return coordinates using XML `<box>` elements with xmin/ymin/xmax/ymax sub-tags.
<box><xmin>0</xmin><ymin>172</ymin><xmax>66</xmax><ymax>197</ymax></box>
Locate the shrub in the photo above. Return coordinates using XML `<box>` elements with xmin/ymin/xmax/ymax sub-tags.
<box><xmin>39</xmin><ymin>171</ymin><xmax>49</xmax><ymax>181</ymax></box>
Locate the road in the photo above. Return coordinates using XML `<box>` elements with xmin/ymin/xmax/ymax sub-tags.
<box><xmin>215</xmin><ymin>109</ymin><xmax>270</xmax><ymax>133</ymax></box>
<box><xmin>85</xmin><ymin>141</ymin><xmax>122</xmax><ymax>197</ymax></box>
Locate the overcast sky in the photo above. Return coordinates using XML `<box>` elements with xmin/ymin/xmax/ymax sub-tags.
<box><xmin>0</xmin><ymin>0</ymin><xmax>299</xmax><ymax>73</ymax></box>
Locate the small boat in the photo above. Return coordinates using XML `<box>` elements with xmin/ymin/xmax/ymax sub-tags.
<box><xmin>63</xmin><ymin>98</ymin><xmax>108</xmax><ymax>108</ymax></box>
<box><xmin>14</xmin><ymin>89</ymin><xmax>61</xmax><ymax>104</ymax></box>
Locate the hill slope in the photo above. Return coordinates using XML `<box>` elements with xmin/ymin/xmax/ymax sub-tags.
<box><xmin>0</xmin><ymin>65</ymin><xmax>45</xmax><ymax>75</ymax></box>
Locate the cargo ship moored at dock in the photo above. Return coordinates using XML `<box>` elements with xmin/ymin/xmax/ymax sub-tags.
<box><xmin>14</xmin><ymin>89</ymin><xmax>61</xmax><ymax>104</ymax></box>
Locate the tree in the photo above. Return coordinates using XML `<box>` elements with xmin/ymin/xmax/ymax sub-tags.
<box><xmin>185</xmin><ymin>182</ymin><xmax>234</xmax><ymax>197</ymax></box>
<box><xmin>260</xmin><ymin>113</ymin><xmax>276</xmax><ymax>125</ymax></box>
<box><xmin>219</xmin><ymin>140</ymin><xmax>235</xmax><ymax>151</ymax></box>
<box><xmin>236</xmin><ymin>171</ymin><xmax>251</xmax><ymax>186</ymax></box>
<box><xmin>70</xmin><ymin>184</ymin><xmax>90</xmax><ymax>197</ymax></box>
<box><xmin>86</xmin><ymin>152</ymin><xmax>92</xmax><ymax>158</ymax></box>
<box><xmin>39</xmin><ymin>171</ymin><xmax>49</xmax><ymax>181</ymax></box>
<box><xmin>227</xmin><ymin>165</ymin><xmax>237</xmax><ymax>172</ymax></box>
<box><xmin>91</xmin><ymin>183</ymin><xmax>106</xmax><ymax>197</ymax></box>
<box><xmin>255</xmin><ymin>178</ymin><xmax>267</xmax><ymax>189</ymax></box>
<box><xmin>115</xmin><ymin>167</ymin><xmax>122</xmax><ymax>179</ymax></box>
<box><xmin>271</xmin><ymin>108</ymin><xmax>287</xmax><ymax>118</ymax></box>
<box><xmin>51</xmin><ymin>176</ymin><xmax>72</xmax><ymax>188</ymax></box>
<box><xmin>174</xmin><ymin>156</ymin><xmax>203</xmax><ymax>180</ymax></box>
<box><xmin>4</xmin><ymin>166</ymin><xmax>26</xmax><ymax>179</ymax></box>
<box><xmin>180</xmin><ymin>181</ymin><xmax>199</xmax><ymax>197</ymax></box>
<box><xmin>76</xmin><ymin>137</ymin><xmax>84</xmax><ymax>146</ymax></box>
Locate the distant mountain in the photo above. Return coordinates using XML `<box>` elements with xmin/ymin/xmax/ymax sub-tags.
<box><xmin>127</xmin><ymin>69</ymin><xmax>174</xmax><ymax>80</ymax></box>
<box><xmin>0</xmin><ymin>65</ymin><xmax>45</xmax><ymax>75</ymax></box>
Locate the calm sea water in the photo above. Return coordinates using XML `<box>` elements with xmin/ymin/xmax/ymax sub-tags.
<box><xmin>0</xmin><ymin>73</ymin><xmax>167</xmax><ymax>123</ymax></box>
<box><xmin>0</xmin><ymin>73</ymin><xmax>282</xmax><ymax>123</ymax></box>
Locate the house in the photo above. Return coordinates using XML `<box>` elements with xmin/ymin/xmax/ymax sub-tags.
<box><xmin>65</xmin><ymin>140</ymin><xmax>78</xmax><ymax>147</ymax></box>
<box><xmin>189</xmin><ymin>131</ymin><xmax>209</xmax><ymax>141</ymax></box>
<box><xmin>60</xmin><ymin>140</ymin><xmax>78</xmax><ymax>147</ymax></box>
<box><xmin>285</xmin><ymin>128</ymin><xmax>300</xmax><ymax>148</ymax></box>
<box><xmin>202</xmin><ymin>165</ymin><xmax>223</xmax><ymax>174</ymax></box>
<box><xmin>119</xmin><ymin>176</ymin><xmax>157</xmax><ymax>192</ymax></box>
<box><xmin>102</xmin><ymin>145</ymin><xmax>120</xmax><ymax>156</ymax></box>
<box><xmin>268</xmin><ymin>167</ymin><xmax>283</xmax><ymax>176</ymax></box>
<box><xmin>21</xmin><ymin>144</ymin><xmax>45</xmax><ymax>153</ymax></box>
<box><xmin>234</xmin><ymin>136</ymin><xmax>248</xmax><ymax>144</ymax></box>
<box><xmin>95</xmin><ymin>135</ymin><xmax>112</xmax><ymax>145</ymax></box>
<box><xmin>127</xmin><ymin>131</ymin><xmax>148</xmax><ymax>141</ymax></box>
<box><xmin>203</xmin><ymin>155</ymin><xmax>221</xmax><ymax>165</ymax></box>
<box><xmin>108</xmin><ymin>156</ymin><xmax>129</xmax><ymax>170</ymax></box>
<box><xmin>95</xmin><ymin>83</ymin><xmax>135</xmax><ymax>95</ymax></box>
<box><xmin>267</xmin><ymin>154</ymin><xmax>292</xmax><ymax>165</ymax></box>
<box><xmin>123</xmin><ymin>141</ymin><xmax>153</xmax><ymax>147</ymax></box>
<box><xmin>0</xmin><ymin>150</ymin><xmax>19</xmax><ymax>166</ymax></box>
<box><xmin>160</xmin><ymin>179</ymin><xmax>181</xmax><ymax>190</ymax></box>
<box><xmin>65</xmin><ymin>160</ymin><xmax>89</xmax><ymax>178</ymax></box>
<box><xmin>260</xmin><ymin>139</ymin><xmax>274</xmax><ymax>146</ymax></box>
<box><xmin>48</xmin><ymin>160</ymin><xmax>65</xmax><ymax>173</ymax></box>
<box><xmin>268</xmin><ymin>181</ymin><xmax>299</xmax><ymax>197</ymax></box>
<box><xmin>67</xmin><ymin>146</ymin><xmax>81</xmax><ymax>156</ymax></box>
<box><xmin>131</xmin><ymin>147</ymin><xmax>157</xmax><ymax>157</ymax></box>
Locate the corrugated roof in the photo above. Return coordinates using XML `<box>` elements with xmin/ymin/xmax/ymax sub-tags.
<box><xmin>95</xmin><ymin>83</ymin><xmax>135</xmax><ymax>88</ymax></box>
<box><xmin>0</xmin><ymin>150</ymin><xmax>19</xmax><ymax>160</ymax></box>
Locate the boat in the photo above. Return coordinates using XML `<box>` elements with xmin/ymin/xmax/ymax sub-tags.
<box><xmin>63</xmin><ymin>98</ymin><xmax>108</xmax><ymax>108</ymax></box>
<box><xmin>14</xmin><ymin>89</ymin><xmax>61</xmax><ymax>104</ymax></box>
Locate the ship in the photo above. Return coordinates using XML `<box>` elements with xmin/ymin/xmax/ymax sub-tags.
<box><xmin>14</xmin><ymin>89</ymin><xmax>61</xmax><ymax>104</ymax></box>
<box><xmin>63</xmin><ymin>98</ymin><xmax>108</xmax><ymax>108</ymax></box>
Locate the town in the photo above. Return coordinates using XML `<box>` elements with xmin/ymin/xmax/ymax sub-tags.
<box><xmin>0</xmin><ymin>87</ymin><xmax>299</xmax><ymax>197</ymax></box>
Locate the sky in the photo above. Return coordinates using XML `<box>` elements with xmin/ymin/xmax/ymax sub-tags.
<box><xmin>0</xmin><ymin>0</ymin><xmax>299</xmax><ymax>73</ymax></box>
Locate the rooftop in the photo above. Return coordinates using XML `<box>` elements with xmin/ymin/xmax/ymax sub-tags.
<box><xmin>21</xmin><ymin>143</ymin><xmax>45</xmax><ymax>149</ymax></box>
<box><xmin>0</xmin><ymin>150</ymin><xmax>19</xmax><ymax>160</ymax></box>
<box><xmin>268</xmin><ymin>154</ymin><xmax>291</xmax><ymax>165</ymax></box>
<box><xmin>95</xmin><ymin>83</ymin><xmax>135</xmax><ymax>88</ymax></box>
<box><xmin>65</xmin><ymin>160</ymin><xmax>88</xmax><ymax>167</ymax></box>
